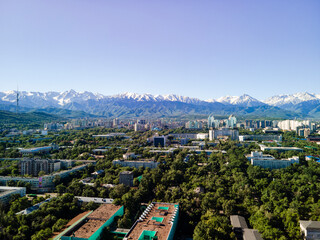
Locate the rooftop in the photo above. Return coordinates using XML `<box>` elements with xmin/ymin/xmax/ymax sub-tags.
<box><xmin>125</xmin><ymin>202</ymin><xmax>178</xmax><ymax>240</ymax></box>
<box><xmin>230</xmin><ymin>215</ymin><xmax>248</xmax><ymax>229</ymax></box>
<box><xmin>72</xmin><ymin>204</ymin><xmax>122</xmax><ymax>239</ymax></box>
<box><xmin>0</xmin><ymin>186</ymin><xmax>25</xmax><ymax>198</ymax></box>
<box><xmin>300</xmin><ymin>220</ymin><xmax>320</xmax><ymax>230</ymax></box>
<box><xmin>243</xmin><ymin>228</ymin><xmax>263</xmax><ymax>240</ymax></box>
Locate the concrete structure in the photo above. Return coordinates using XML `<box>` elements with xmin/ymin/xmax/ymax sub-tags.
<box><xmin>196</xmin><ymin>133</ymin><xmax>209</xmax><ymax>140</ymax></box>
<box><xmin>119</xmin><ymin>171</ymin><xmax>134</xmax><ymax>187</ymax></box>
<box><xmin>20</xmin><ymin>158</ymin><xmax>61</xmax><ymax>176</ymax></box>
<box><xmin>113</xmin><ymin>159</ymin><xmax>159</xmax><ymax>169</ymax></box>
<box><xmin>123</xmin><ymin>152</ymin><xmax>138</xmax><ymax>160</ymax></box>
<box><xmin>277</xmin><ymin>120</ymin><xmax>311</xmax><ymax>131</ymax></box>
<box><xmin>124</xmin><ymin>202</ymin><xmax>179</xmax><ymax>240</ymax></box>
<box><xmin>134</xmin><ymin>123</ymin><xmax>146</xmax><ymax>132</ymax></box>
<box><xmin>149</xmin><ymin>148</ymin><xmax>176</xmax><ymax>154</ymax></box>
<box><xmin>92</xmin><ymin>133</ymin><xmax>126</xmax><ymax>138</ymax></box>
<box><xmin>154</xmin><ymin>136</ymin><xmax>166</xmax><ymax>147</ymax></box>
<box><xmin>209</xmin><ymin>128</ymin><xmax>239</xmax><ymax>141</ymax></box>
<box><xmin>185</xmin><ymin>121</ymin><xmax>202</xmax><ymax>129</ymax></box>
<box><xmin>307</xmin><ymin>136</ymin><xmax>320</xmax><ymax>143</ymax></box>
<box><xmin>19</xmin><ymin>143</ymin><xmax>59</xmax><ymax>156</ymax></box>
<box><xmin>230</xmin><ymin>215</ymin><xmax>263</xmax><ymax>240</ymax></box>
<box><xmin>300</xmin><ymin>220</ymin><xmax>320</xmax><ymax>240</ymax></box>
<box><xmin>0</xmin><ymin>186</ymin><xmax>26</xmax><ymax>205</ymax></box>
<box><xmin>243</xmin><ymin>229</ymin><xmax>263</xmax><ymax>240</ymax></box>
<box><xmin>169</xmin><ymin>133</ymin><xmax>197</xmax><ymax>139</ymax></box>
<box><xmin>246</xmin><ymin>151</ymin><xmax>299</xmax><ymax>169</ymax></box>
<box><xmin>208</xmin><ymin>115</ymin><xmax>221</xmax><ymax>128</ymax></box>
<box><xmin>230</xmin><ymin>215</ymin><xmax>248</xmax><ymax>239</ymax></box>
<box><xmin>297</xmin><ymin>127</ymin><xmax>311</xmax><ymax>137</ymax></box>
<box><xmin>245</xmin><ymin>120</ymin><xmax>273</xmax><ymax>129</ymax></box>
<box><xmin>239</xmin><ymin>135</ymin><xmax>282</xmax><ymax>142</ymax></box>
<box><xmin>0</xmin><ymin>163</ymin><xmax>90</xmax><ymax>193</ymax></box>
<box><xmin>208</xmin><ymin>115</ymin><xmax>237</xmax><ymax>128</ymax></box>
<box><xmin>59</xmin><ymin>204</ymin><xmax>124</xmax><ymax>240</ymax></box>
<box><xmin>75</xmin><ymin>196</ymin><xmax>114</xmax><ymax>204</ymax></box>
<box><xmin>259</xmin><ymin>144</ymin><xmax>303</xmax><ymax>152</ymax></box>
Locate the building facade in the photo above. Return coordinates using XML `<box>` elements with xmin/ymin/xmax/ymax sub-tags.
<box><xmin>209</xmin><ymin>128</ymin><xmax>239</xmax><ymax>141</ymax></box>
<box><xmin>0</xmin><ymin>186</ymin><xmax>26</xmax><ymax>205</ymax></box>
<box><xmin>247</xmin><ymin>151</ymin><xmax>299</xmax><ymax>169</ymax></box>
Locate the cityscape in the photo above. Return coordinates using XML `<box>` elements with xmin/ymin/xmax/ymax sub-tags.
<box><xmin>1</xmin><ymin>1</ymin><xmax>320</xmax><ymax>240</ymax></box>
<box><xmin>1</xmin><ymin>113</ymin><xmax>320</xmax><ymax>239</ymax></box>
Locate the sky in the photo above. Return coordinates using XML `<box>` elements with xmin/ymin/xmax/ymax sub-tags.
<box><xmin>0</xmin><ymin>0</ymin><xmax>319</xmax><ymax>100</ymax></box>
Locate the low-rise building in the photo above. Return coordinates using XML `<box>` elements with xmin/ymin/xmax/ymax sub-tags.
<box><xmin>92</xmin><ymin>133</ymin><xmax>126</xmax><ymax>138</ymax></box>
<box><xmin>57</xmin><ymin>204</ymin><xmax>124</xmax><ymax>240</ymax></box>
<box><xmin>259</xmin><ymin>144</ymin><xmax>303</xmax><ymax>152</ymax></box>
<box><xmin>300</xmin><ymin>220</ymin><xmax>320</xmax><ymax>240</ymax></box>
<box><xmin>0</xmin><ymin>163</ymin><xmax>90</xmax><ymax>193</ymax></box>
<box><xmin>230</xmin><ymin>215</ymin><xmax>248</xmax><ymax>239</ymax></box>
<box><xmin>246</xmin><ymin>151</ymin><xmax>299</xmax><ymax>169</ymax></box>
<box><xmin>154</xmin><ymin>136</ymin><xmax>166</xmax><ymax>147</ymax></box>
<box><xmin>119</xmin><ymin>171</ymin><xmax>134</xmax><ymax>187</ymax></box>
<box><xmin>243</xmin><ymin>229</ymin><xmax>263</xmax><ymax>240</ymax></box>
<box><xmin>0</xmin><ymin>186</ymin><xmax>26</xmax><ymax>205</ymax></box>
<box><xmin>196</xmin><ymin>133</ymin><xmax>208</xmax><ymax>139</ymax></box>
<box><xmin>124</xmin><ymin>202</ymin><xmax>179</xmax><ymax>240</ymax></box>
<box><xmin>239</xmin><ymin>135</ymin><xmax>282</xmax><ymax>142</ymax></box>
<box><xmin>230</xmin><ymin>215</ymin><xmax>263</xmax><ymax>240</ymax></box>
<box><xmin>113</xmin><ymin>159</ymin><xmax>159</xmax><ymax>169</ymax></box>
<box><xmin>16</xmin><ymin>197</ymin><xmax>53</xmax><ymax>215</ymax></box>
<box><xmin>19</xmin><ymin>143</ymin><xmax>59</xmax><ymax>156</ymax></box>
<box><xmin>123</xmin><ymin>152</ymin><xmax>138</xmax><ymax>160</ymax></box>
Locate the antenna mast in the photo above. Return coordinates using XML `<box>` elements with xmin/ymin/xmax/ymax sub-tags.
<box><xmin>16</xmin><ymin>86</ymin><xmax>19</xmax><ymax>114</ymax></box>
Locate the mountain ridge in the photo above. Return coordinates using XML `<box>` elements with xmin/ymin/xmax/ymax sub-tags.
<box><xmin>0</xmin><ymin>90</ymin><xmax>319</xmax><ymax>118</ymax></box>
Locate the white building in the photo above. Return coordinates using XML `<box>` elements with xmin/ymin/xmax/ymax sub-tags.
<box><xmin>246</xmin><ymin>151</ymin><xmax>299</xmax><ymax>169</ymax></box>
<box><xmin>259</xmin><ymin>144</ymin><xmax>303</xmax><ymax>152</ymax></box>
<box><xmin>278</xmin><ymin>120</ymin><xmax>311</xmax><ymax>131</ymax></box>
<box><xmin>0</xmin><ymin>186</ymin><xmax>26</xmax><ymax>205</ymax></box>
<box><xmin>197</xmin><ymin>133</ymin><xmax>208</xmax><ymax>140</ymax></box>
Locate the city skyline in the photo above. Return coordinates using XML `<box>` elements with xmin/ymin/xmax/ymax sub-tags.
<box><xmin>1</xmin><ymin>0</ymin><xmax>319</xmax><ymax>99</ymax></box>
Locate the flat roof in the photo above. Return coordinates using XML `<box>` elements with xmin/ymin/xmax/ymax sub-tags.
<box><xmin>72</xmin><ymin>204</ymin><xmax>122</xmax><ymax>239</ymax></box>
<box><xmin>0</xmin><ymin>187</ymin><xmax>25</xmax><ymax>198</ymax></box>
<box><xmin>230</xmin><ymin>215</ymin><xmax>248</xmax><ymax>229</ymax></box>
<box><xmin>243</xmin><ymin>228</ymin><xmax>263</xmax><ymax>240</ymax></box>
<box><xmin>125</xmin><ymin>202</ymin><xmax>178</xmax><ymax>240</ymax></box>
<box><xmin>300</xmin><ymin>220</ymin><xmax>320</xmax><ymax>230</ymax></box>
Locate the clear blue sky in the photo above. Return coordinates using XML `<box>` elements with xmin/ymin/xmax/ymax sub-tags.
<box><xmin>0</xmin><ymin>0</ymin><xmax>319</xmax><ymax>100</ymax></box>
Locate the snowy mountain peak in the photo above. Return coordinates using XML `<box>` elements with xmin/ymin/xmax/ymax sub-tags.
<box><xmin>264</xmin><ymin>92</ymin><xmax>320</xmax><ymax>106</ymax></box>
<box><xmin>112</xmin><ymin>92</ymin><xmax>201</xmax><ymax>103</ymax></box>
<box><xmin>216</xmin><ymin>94</ymin><xmax>264</xmax><ymax>106</ymax></box>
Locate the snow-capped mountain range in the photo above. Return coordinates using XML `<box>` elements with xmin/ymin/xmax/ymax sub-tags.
<box><xmin>0</xmin><ymin>90</ymin><xmax>320</xmax><ymax>118</ymax></box>
<box><xmin>264</xmin><ymin>92</ymin><xmax>320</xmax><ymax>107</ymax></box>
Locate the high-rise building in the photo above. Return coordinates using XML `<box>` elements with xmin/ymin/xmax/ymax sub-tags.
<box><xmin>209</xmin><ymin>128</ymin><xmax>239</xmax><ymax>141</ymax></box>
<box><xmin>226</xmin><ymin>115</ymin><xmax>237</xmax><ymax>128</ymax></box>
<box><xmin>113</xmin><ymin>118</ymin><xmax>120</xmax><ymax>127</ymax></box>
<box><xmin>185</xmin><ymin>121</ymin><xmax>202</xmax><ymax>129</ymax></box>
<box><xmin>20</xmin><ymin>158</ymin><xmax>61</xmax><ymax>176</ymax></box>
